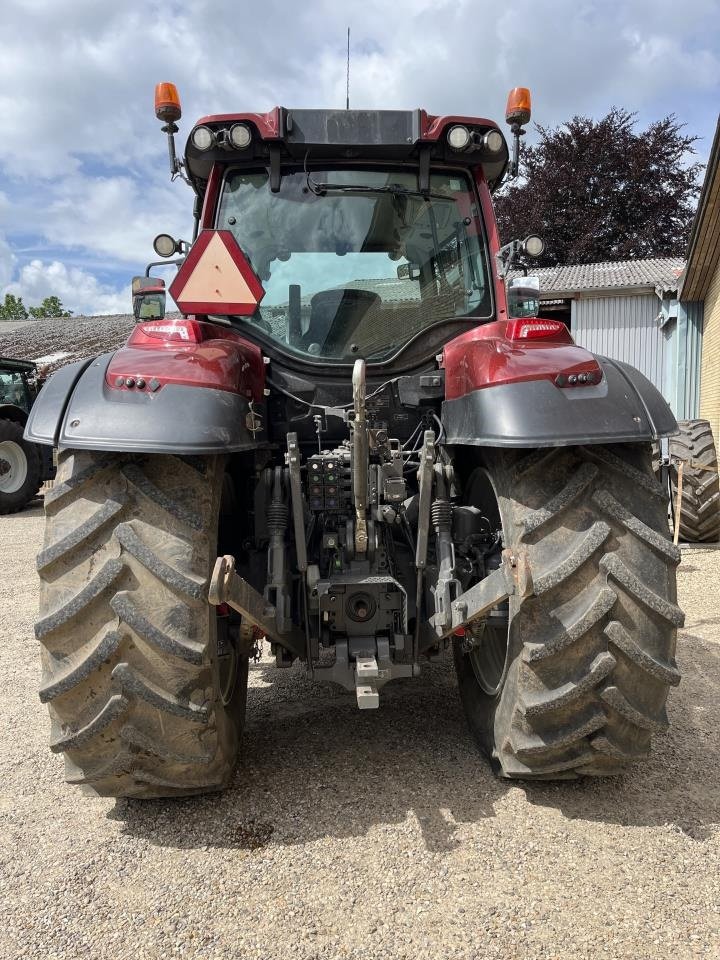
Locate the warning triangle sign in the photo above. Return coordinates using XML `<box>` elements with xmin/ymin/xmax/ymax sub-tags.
<box><xmin>169</xmin><ymin>230</ymin><xmax>265</xmax><ymax>316</ymax></box>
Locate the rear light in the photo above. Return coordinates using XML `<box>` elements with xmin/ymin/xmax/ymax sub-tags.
<box><xmin>228</xmin><ymin>123</ymin><xmax>252</xmax><ymax>149</ymax></box>
<box><xmin>131</xmin><ymin>319</ymin><xmax>205</xmax><ymax>344</ymax></box>
<box><xmin>191</xmin><ymin>125</ymin><xmax>215</xmax><ymax>151</ymax></box>
<box><xmin>505</xmin><ymin>318</ymin><xmax>572</xmax><ymax>342</ymax></box>
<box><xmin>447</xmin><ymin>125</ymin><xmax>471</xmax><ymax>151</ymax></box>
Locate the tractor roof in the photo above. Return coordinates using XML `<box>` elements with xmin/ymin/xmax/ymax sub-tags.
<box><xmin>184</xmin><ymin>107</ymin><xmax>509</xmax><ymax>196</ymax></box>
<box><xmin>0</xmin><ymin>356</ymin><xmax>36</xmax><ymax>373</ymax></box>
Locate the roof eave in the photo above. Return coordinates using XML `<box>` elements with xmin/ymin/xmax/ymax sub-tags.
<box><xmin>680</xmin><ymin>114</ymin><xmax>720</xmax><ymax>302</ymax></box>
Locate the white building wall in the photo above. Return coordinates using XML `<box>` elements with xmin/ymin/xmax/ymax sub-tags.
<box><xmin>571</xmin><ymin>294</ymin><xmax>665</xmax><ymax>390</ymax></box>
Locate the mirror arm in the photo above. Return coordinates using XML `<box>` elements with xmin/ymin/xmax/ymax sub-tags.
<box><xmin>162</xmin><ymin>121</ymin><xmax>192</xmax><ymax>187</ymax></box>
<box><xmin>145</xmin><ymin>258</ymin><xmax>185</xmax><ymax>277</ymax></box>
<box><xmin>495</xmin><ymin>239</ymin><xmax>521</xmax><ymax>278</ymax></box>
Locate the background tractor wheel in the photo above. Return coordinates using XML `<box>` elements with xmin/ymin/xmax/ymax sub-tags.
<box><xmin>669</xmin><ymin>420</ymin><xmax>720</xmax><ymax>543</ymax></box>
<box><xmin>454</xmin><ymin>444</ymin><xmax>682</xmax><ymax>779</ymax></box>
<box><xmin>0</xmin><ymin>419</ymin><xmax>41</xmax><ymax>515</ymax></box>
<box><xmin>36</xmin><ymin>450</ymin><xmax>248</xmax><ymax>798</ymax></box>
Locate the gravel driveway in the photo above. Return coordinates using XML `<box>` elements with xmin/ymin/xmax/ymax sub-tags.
<box><xmin>1</xmin><ymin>504</ymin><xmax>718</xmax><ymax>960</ymax></box>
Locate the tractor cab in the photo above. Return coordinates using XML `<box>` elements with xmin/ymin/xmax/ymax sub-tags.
<box><xmin>0</xmin><ymin>357</ymin><xmax>36</xmax><ymax>413</ymax></box>
<box><xmin>151</xmin><ymin>89</ymin><xmax>525</xmax><ymax>372</ymax></box>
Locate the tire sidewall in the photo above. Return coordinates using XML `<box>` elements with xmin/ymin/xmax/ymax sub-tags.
<box><xmin>0</xmin><ymin>419</ymin><xmax>41</xmax><ymax>514</ymax></box>
<box><xmin>453</xmin><ymin>453</ymin><xmax>523</xmax><ymax>765</ymax></box>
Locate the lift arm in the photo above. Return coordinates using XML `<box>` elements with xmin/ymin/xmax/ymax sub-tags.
<box><xmin>419</xmin><ymin>549</ymin><xmax>533</xmax><ymax>649</ymax></box>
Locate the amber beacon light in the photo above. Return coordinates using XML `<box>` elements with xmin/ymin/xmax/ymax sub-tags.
<box><xmin>505</xmin><ymin>87</ymin><xmax>532</xmax><ymax>126</ymax></box>
<box><xmin>155</xmin><ymin>82</ymin><xmax>182</xmax><ymax>123</ymax></box>
<box><xmin>505</xmin><ymin>87</ymin><xmax>532</xmax><ymax>178</ymax></box>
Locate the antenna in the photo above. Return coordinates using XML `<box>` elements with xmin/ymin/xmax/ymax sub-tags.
<box><xmin>346</xmin><ymin>27</ymin><xmax>350</xmax><ymax>110</ymax></box>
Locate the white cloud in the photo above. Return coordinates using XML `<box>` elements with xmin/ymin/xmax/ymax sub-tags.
<box><xmin>0</xmin><ymin>0</ymin><xmax>718</xmax><ymax>297</ymax></box>
<box><xmin>2</xmin><ymin>259</ymin><xmax>128</xmax><ymax>316</ymax></box>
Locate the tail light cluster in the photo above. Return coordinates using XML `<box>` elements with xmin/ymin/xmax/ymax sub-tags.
<box><xmin>504</xmin><ymin>317</ymin><xmax>603</xmax><ymax>387</ymax></box>
<box><xmin>128</xmin><ymin>319</ymin><xmax>206</xmax><ymax>345</ymax></box>
<box><xmin>505</xmin><ymin>318</ymin><xmax>572</xmax><ymax>342</ymax></box>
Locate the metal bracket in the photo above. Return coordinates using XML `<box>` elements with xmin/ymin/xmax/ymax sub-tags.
<box><xmin>421</xmin><ymin>548</ymin><xmax>533</xmax><ymax>647</ymax></box>
<box><xmin>209</xmin><ymin>555</ymin><xmax>306</xmax><ymax>658</ymax></box>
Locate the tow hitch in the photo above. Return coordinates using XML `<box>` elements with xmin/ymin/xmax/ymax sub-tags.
<box><xmin>209</xmin><ymin>548</ymin><xmax>535</xmax><ymax>704</ymax></box>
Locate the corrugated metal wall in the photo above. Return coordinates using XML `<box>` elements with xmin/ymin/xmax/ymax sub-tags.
<box><xmin>570</xmin><ymin>294</ymin><xmax>702</xmax><ymax>419</ymax></box>
<box><xmin>678</xmin><ymin>301</ymin><xmax>703</xmax><ymax>421</ymax></box>
<box><xmin>571</xmin><ymin>294</ymin><xmax>665</xmax><ymax>386</ymax></box>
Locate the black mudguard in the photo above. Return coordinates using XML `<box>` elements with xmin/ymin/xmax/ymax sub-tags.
<box><xmin>443</xmin><ymin>357</ymin><xmax>678</xmax><ymax>447</ymax></box>
<box><xmin>25</xmin><ymin>353</ymin><xmax>262</xmax><ymax>454</ymax></box>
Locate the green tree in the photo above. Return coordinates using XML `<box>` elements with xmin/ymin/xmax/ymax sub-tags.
<box><xmin>28</xmin><ymin>296</ymin><xmax>73</xmax><ymax>319</ymax></box>
<box><xmin>494</xmin><ymin>109</ymin><xmax>702</xmax><ymax>266</ymax></box>
<box><xmin>0</xmin><ymin>293</ymin><xmax>28</xmax><ymax>322</ymax></box>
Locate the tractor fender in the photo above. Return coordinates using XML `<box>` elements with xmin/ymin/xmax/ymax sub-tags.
<box><xmin>442</xmin><ymin>356</ymin><xmax>678</xmax><ymax>447</ymax></box>
<box><xmin>25</xmin><ymin>352</ymin><xmax>263</xmax><ymax>455</ymax></box>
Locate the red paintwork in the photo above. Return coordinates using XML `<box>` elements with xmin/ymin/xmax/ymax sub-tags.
<box><xmin>191</xmin><ymin>109</ymin><xmax>501</xmax><ymax>144</ymax></box>
<box><xmin>169</xmin><ymin>230</ymin><xmax>266</xmax><ymax>316</ymax></box>
<box><xmin>106</xmin><ymin>320</ymin><xmax>265</xmax><ymax>400</ymax></box>
<box><xmin>420</xmin><ymin>113</ymin><xmax>502</xmax><ymax>140</ymax></box>
<box><xmin>474</xmin><ymin>168</ymin><xmax>507</xmax><ymax>322</ymax></box>
<box><xmin>201</xmin><ymin>163</ymin><xmax>223</xmax><ymax>228</ymax></box>
<box><xmin>194</xmin><ymin>109</ymin><xmax>282</xmax><ymax>138</ymax></box>
<box><xmin>442</xmin><ymin>321</ymin><xmax>603</xmax><ymax>401</ymax></box>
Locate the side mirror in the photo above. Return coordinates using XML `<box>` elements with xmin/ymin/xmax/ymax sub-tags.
<box><xmin>397</xmin><ymin>262</ymin><xmax>421</xmax><ymax>281</ymax></box>
<box><xmin>507</xmin><ymin>275</ymin><xmax>540</xmax><ymax>319</ymax></box>
<box><xmin>132</xmin><ymin>277</ymin><xmax>166</xmax><ymax>321</ymax></box>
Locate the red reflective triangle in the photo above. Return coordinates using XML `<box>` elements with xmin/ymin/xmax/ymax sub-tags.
<box><xmin>169</xmin><ymin>230</ymin><xmax>265</xmax><ymax>316</ymax></box>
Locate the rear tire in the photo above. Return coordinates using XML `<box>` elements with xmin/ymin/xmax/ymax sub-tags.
<box><xmin>669</xmin><ymin>420</ymin><xmax>720</xmax><ymax>542</ymax></box>
<box><xmin>454</xmin><ymin>444</ymin><xmax>683</xmax><ymax>779</ymax></box>
<box><xmin>36</xmin><ymin>450</ymin><xmax>248</xmax><ymax>798</ymax></box>
<box><xmin>0</xmin><ymin>419</ymin><xmax>41</xmax><ymax>514</ymax></box>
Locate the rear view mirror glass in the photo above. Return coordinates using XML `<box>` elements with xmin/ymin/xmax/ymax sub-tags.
<box><xmin>132</xmin><ymin>276</ymin><xmax>166</xmax><ymax>321</ymax></box>
<box><xmin>507</xmin><ymin>275</ymin><xmax>540</xmax><ymax>318</ymax></box>
<box><xmin>397</xmin><ymin>262</ymin><xmax>421</xmax><ymax>281</ymax></box>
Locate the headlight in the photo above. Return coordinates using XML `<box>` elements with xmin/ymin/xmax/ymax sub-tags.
<box><xmin>483</xmin><ymin>130</ymin><xmax>504</xmax><ymax>153</ymax></box>
<box><xmin>191</xmin><ymin>125</ymin><xmax>215</xmax><ymax>151</ymax></box>
<box><xmin>153</xmin><ymin>234</ymin><xmax>177</xmax><ymax>258</ymax></box>
<box><xmin>447</xmin><ymin>125</ymin><xmax>471</xmax><ymax>151</ymax></box>
<box><xmin>524</xmin><ymin>235</ymin><xmax>545</xmax><ymax>258</ymax></box>
<box><xmin>228</xmin><ymin>123</ymin><xmax>252</xmax><ymax>149</ymax></box>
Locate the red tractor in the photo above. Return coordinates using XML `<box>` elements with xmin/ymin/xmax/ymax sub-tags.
<box><xmin>26</xmin><ymin>85</ymin><xmax>683</xmax><ymax>797</ymax></box>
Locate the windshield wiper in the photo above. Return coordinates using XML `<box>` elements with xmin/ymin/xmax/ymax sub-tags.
<box><xmin>305</xmin><ymin>176</ymin><xmax>451</xmax><ymax>203</ymax></box>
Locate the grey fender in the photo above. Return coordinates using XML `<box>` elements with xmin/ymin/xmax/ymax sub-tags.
<box><xmin>25</xmin><ymin>353</ymin><xmax>262</xmax><ymax>455</ymax></box>
<box><xmin>442</xmin><ymin>356</ymin><xmax>678</xmax><ymax>448</ymax></box>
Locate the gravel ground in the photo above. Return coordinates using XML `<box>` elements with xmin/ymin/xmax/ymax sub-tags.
<box><xmin>0</xmin><ymin>314</ymin><xmax>136</xmax><ymax>373</ymax></box>
<box><xmin>1</xmin><ymin>504</ymin><xmax>719</xmax><ymax>960</ymax></box>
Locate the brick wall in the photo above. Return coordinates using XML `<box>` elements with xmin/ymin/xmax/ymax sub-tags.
<box><xmin>699</xmin><ymin>263</ymin><xmax>720</xmax><ymax>449</ymax></box>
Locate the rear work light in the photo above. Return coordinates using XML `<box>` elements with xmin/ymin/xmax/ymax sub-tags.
<box><xmin>505</xmin><ymin>318</ymin><xmax>572</xmax><ymax>342</ymax></box>
<box><xmin>131</xmin><ymin>319</ymin><xmax>205</xmax><ymax>344</ymax></box>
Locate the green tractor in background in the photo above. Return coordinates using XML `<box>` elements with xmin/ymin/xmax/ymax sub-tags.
<box><xmin>0</xmin><ymin>357</ymin><xmax>55</xmax><ymax>513</ymax></box>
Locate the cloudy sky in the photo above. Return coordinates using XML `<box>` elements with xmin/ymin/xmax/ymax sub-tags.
<box><xmin>1</xmin><ymin>0</ymin><xmax>719</xmax><ymax>316</ymax></box>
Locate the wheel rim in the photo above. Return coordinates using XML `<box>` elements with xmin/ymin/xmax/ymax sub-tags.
<box><xmin>463</xmin><ymin>469</ymin><xmax>511</xmax><ymax>697</ymax></box>
<box><xmin>0</xmin><ymin>441</ymin><xmax>27</xmax><ymax>494</ymax></box>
